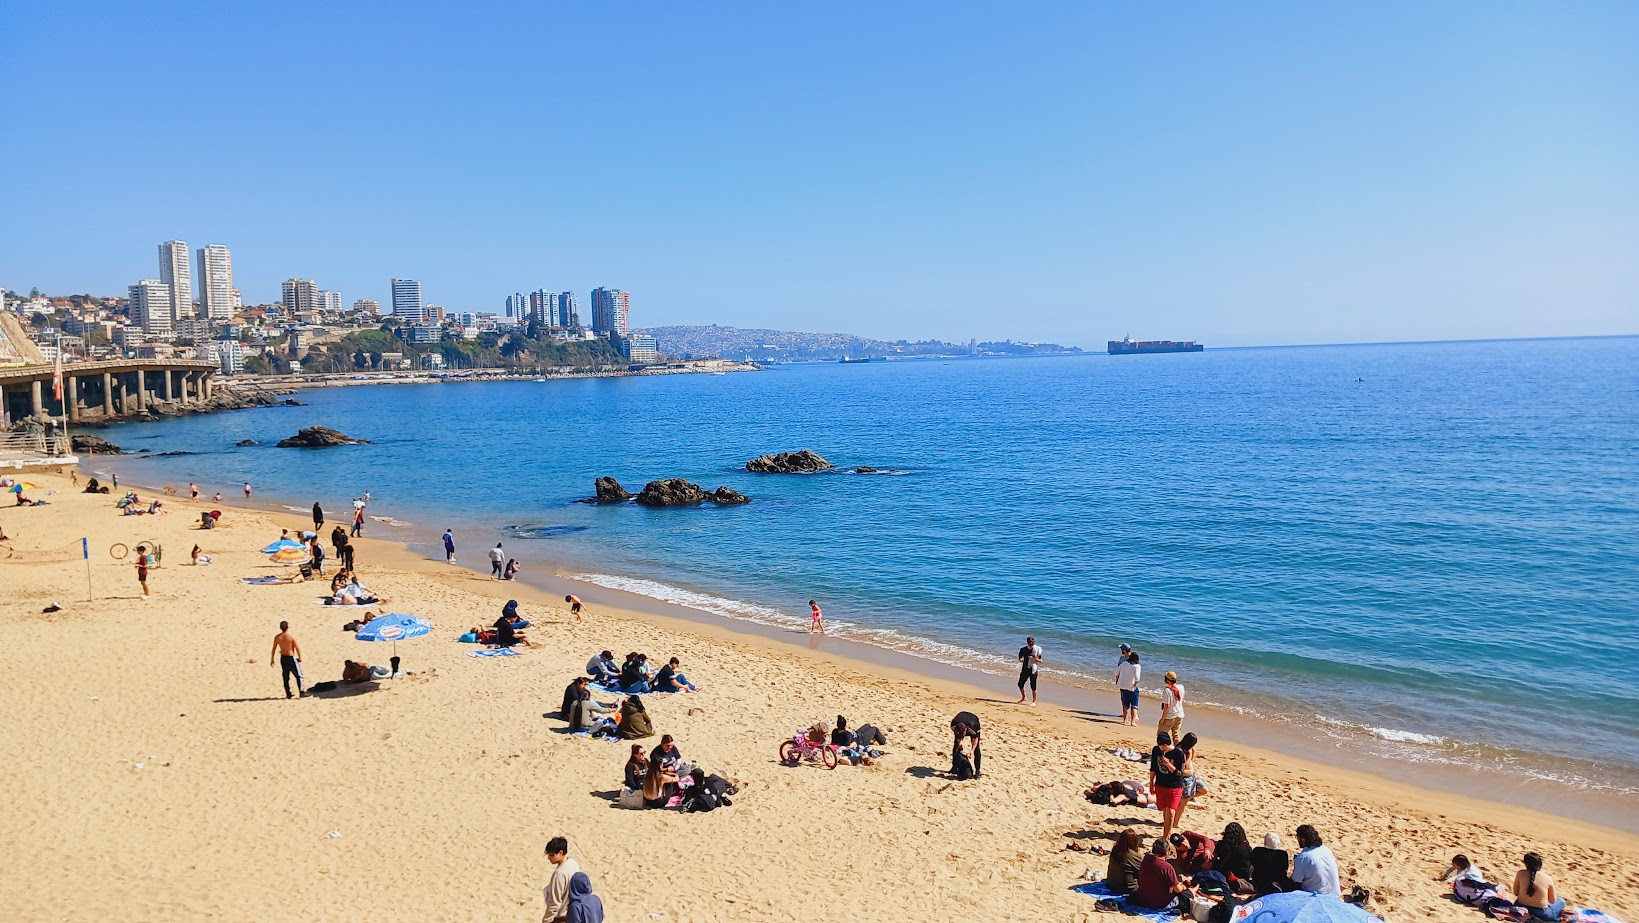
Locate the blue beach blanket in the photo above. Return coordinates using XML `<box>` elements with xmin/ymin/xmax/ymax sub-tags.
<box><xmin>468</xmin><ymin>648</ymin><xmax>524</xmax><ymax>658</ymax></box>
<box><xmin>1071</xmin><ymin>881</ymin><xmax>1180</xmax><ymax>921</ymax></box>
<box><xmin>240</xmin><ymin>576</ymin><xmax>287</xmax><ymax>585</ymax></box>
<box><xmin>590</xmin><ymin>681</ymin><xmax>675</xmax><ymax>696</ymax></box>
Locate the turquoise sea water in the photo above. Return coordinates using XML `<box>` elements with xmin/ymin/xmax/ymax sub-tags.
<box><xmin>101</xmin><ymin>337</ymin><xmax>1639</xmax><ymax>799</ymax></box>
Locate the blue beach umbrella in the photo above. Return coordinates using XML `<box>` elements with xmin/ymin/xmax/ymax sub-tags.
<box><xmin>1232</xmin><ymin>893</ymin><xmax>1383</xmax><ymax>923</ymax></box>
<box><xmin>355</xmin><ymin>613</ymin><xmax>432</xmax><ymax>673</ymax></box>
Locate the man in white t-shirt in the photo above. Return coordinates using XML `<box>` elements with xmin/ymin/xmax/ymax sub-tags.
<box><xmin>489</xmin><ymin>542</ymin><xmax>505</xmax><ymax>578</ymax></box>
<box><xmin>1115</xmin><ymin>651</ymin><xmax>1142</xmax><ymax>725</ymax></box>
<box><xmin>1159</xmin><ymin>670</ymin><xmax>1185</xmax><ymax>740</ymax></box>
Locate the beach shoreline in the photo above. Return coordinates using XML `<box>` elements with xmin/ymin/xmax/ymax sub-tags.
<box><xmin>107</xmin><ymin>464</ymin><xmax>1639</xmax><ymax>837</ymax></box>
<box><xmin>4</xmin><ymin>469</ymin><xmax>1637</xmax><ymax>921</ymax></box>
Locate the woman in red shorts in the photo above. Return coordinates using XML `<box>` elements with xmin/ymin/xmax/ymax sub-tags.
<box><xmin>1149</xmin><ymin>730</ymin><xmax>1186</xmax><ymax>840</ymax></box>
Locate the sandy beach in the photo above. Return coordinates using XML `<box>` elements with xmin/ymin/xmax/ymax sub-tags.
<box><xmin>2</xmin><ymin>469</ymin><xmax>1636</xmax><ymax>923</ymax></box>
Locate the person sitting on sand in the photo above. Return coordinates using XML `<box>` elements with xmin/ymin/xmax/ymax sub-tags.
<box><xmin>493</xmin><ymin>611</ymin><xmax>530</xmax><ymax>648</ymax></box>
<box><xmin>831</xmin><ymin>716</ymin><xmax>855</xmax><ymax>747</ymax></box>
<box><xmin>1213</xmin><ymin>823</ymin><xmax>1254</xmax><ymax>884</ymax></box>
<box><xmin>650</xmin><ymin>734</ymin><xmax>683</xmax><ymax>774</ymax></box>
<box><xmin>561</xmin><ymin>676</ymin><xmax>615</xmax><ymax>732</ymax></box>
<box><xmin>586</xmin><ymin>650</ymin><xmax>620</xmax><ymax>685</ymax></box>
<box><xmin>1291</xmin><ymin>825</ymin><xmax>1341</xmax><ymax>898</ymax></box>
<box><xmin>1440</xmin><ymin>854</ymin><xmax>1489</xmax><ymax>885</ymax></box>
<box><xmin>1512</xmin><ymin>852</ymin><xmax>1567</xmax><ymax>921</ymax></box>
<box><xmin>616</xmin><ymin>696</ymin><xmax>654</xmax><ymax>740</ymax></box>
<box><xmin>641</xmin><ymin>754</ymin><xmax>678</xmax><ymax>808</ymax></box>
<box><xmin>620</xmin><ymin>654</ymin><xmax>651</xmax><ymax>693</ymax></box>
<box><xmin>1251</xmin><ymin>832</ymin><xmax>1295</xmax><ymax>895</ymax></box>
<box><xmin>624</xmin><ymin>744</ymin><xmax>649</xmax><ymax>792</ymax></box>
<box><xmin>1169</xmin><ymin>831</ymin><xmax>1216</xmax><ymax>876</ymax></box>
<box><xmin>653</xmin><ymin>657</ymin><xmax>696</xmax><ymax>693</ymax></box>
<box><xmin>501</xmin><ymin>599</ymin><xmax>530</xmax><ymax>629</ymax></box>
<box><xmin>1085</xmin><ymin>780</ymin><xmax>1154</xmax><ymax>808</ymax></box>
<box><xmin>503</xmin><ymin>558</ymin><xmax>520</xmax><ymax>580</ymax></box>
<box><xmin>342</xmin><ymin>660</ymin><xmax>374</xmax><ymax>684</ymax></box>
<box><xmin>1106</xmin><ymin>828</ymin><xmax>1147</xmax><ymax>897</ymax></box>
<box><xmin>1134</xmin><ymin>838</ymin><xmax>1191</xmax><ymax>913</ymax></box>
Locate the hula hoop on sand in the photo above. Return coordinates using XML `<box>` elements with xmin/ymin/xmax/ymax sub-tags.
<box><xmin>109</xmin><ymin>543</ymin><xmax>129</xmax><ymax>560</ymax></box>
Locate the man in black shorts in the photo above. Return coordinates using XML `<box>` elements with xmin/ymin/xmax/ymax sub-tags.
<box><xmin>950</xmin><ymin>710</ymin><xmax>982</xmax><ymax>779</ymax></box>
<box><xmin>1016</xmin><ymin>635</ymin><xmax>1043</xmax><ymax>704</ymax></box>
<box><xmin>565</xmin><ymin>594</ymin><xmax>584</xmax><ymax>621</ymax></box>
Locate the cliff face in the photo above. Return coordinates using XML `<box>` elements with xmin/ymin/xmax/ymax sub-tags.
<box><xmin>0</xmin><ymin>314</ymin><xmax>47</xmax><ymax>367</ymax></box>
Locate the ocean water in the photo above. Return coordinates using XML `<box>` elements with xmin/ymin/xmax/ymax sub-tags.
<box><xmin>100</xmin><ymin>337</ymin><xmax>1639</xmax><ymax>800</ymax></box>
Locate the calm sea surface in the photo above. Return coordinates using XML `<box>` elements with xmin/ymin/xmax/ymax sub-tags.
<box><xmin>102</xmin><ymin>338</ymin><xmax>1639</xmax><ymax>798</ymax></box>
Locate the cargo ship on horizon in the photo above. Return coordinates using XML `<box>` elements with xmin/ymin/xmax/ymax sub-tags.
<box><xmin>1107</xmin><ymin>335</ymin><xmax>1205</xmax><ymax>355</ymax></box>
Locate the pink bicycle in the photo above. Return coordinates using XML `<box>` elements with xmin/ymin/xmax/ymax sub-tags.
<box><xmin>779</xmin><ymin>727</ymin><xmax>838</xmax><ymax>769</ymax></box>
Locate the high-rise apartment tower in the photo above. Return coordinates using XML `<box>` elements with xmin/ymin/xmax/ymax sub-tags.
<box><xmin>158</xmin><ymin>240</ymin><xmax>193</xmax><ymax>325</ymax></box>
<box><xmin>195</xmin><ymin>244</ymin><xmax>234</xmax><ymax>320</ymax></box>
<box><xmin>391</xmin><ymin>279</ymin><xmax>424</xmax><ymax>321</ymax></box>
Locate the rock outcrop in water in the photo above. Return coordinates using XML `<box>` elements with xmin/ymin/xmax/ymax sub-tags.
<box><xmin>275</xmin><ymin>426</ymin><xmax>370</xmax><ymax>448</ymax></box>
<box><xmin>746</xmin><ymin>450</ymin><xmax>833</xmax><ymax>473</ymax></box>
<box><xmin>236</xmin><ymin>439</ymin><xmax>259</xmax><ymax>446</ymax></box>
<box><xmin>633</xmin><ymin>478</ymin><xmax>750</xmax><ymax>507</ymax></box>
<box><xmin>855</xmin><ymin>466</ymin><xmax>878</xmax><ymax>474</ymax></box>
<box><xmin>72</xmin><ymin>434</ymin><xmax>122</xmax><ymax>455</ymax></box>
<box><xmin>581</xmin><ymin>476</ymin><xmax>634</xmax><ymax>504</ymax></box>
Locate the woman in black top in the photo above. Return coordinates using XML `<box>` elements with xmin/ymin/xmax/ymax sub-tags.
<box><xmin>1250</xmin><ymin>832</ymin><xmax>1295</xmax><ymax>895</ymax></box>
<box><xmin>1213</xmin><ymin>822</ymin><xmax>1254</xmax><ymax>882</ymax></box>
<box><xmin>831</xmin><ymin>716</ymin><xmax>855</xmax><ymax>748</ymax></box>
<box><xmin>624</xmin><ymin>744</ymin><xmax>648</xmax><ymax>791</ymax></box>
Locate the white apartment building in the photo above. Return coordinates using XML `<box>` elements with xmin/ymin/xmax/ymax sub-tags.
<box><xmin>281</xmin><ymin>278</ymin><xmax>319</xmax><ymax>314</ymax></box>
<box><xmin>130</xmin><ymin>279</ymin><xmax>174</xmax><ymax>336</ymax></box>
<box><xmin>159</xmin><ymin>240</ymin><xmax>194</xmax><ymax>326</ymax></box>
<box><xmin>196</xmin><ymin>244</ymin><xmax>235</xmax><ymax>320</ymax></box>
<box><xmin>391</xmin><ymin>278</ymin><xmax>423</xmax><ymax>320</ymax></box>
<box><xmin>216</xmin><ymin>339</ymin><xmax>245</xmax><ymax>374</ymax></box>
<box><xmin>318</xmin><ymin>290</ymin><xmax>343</xmax><ymax>313</ymax></box>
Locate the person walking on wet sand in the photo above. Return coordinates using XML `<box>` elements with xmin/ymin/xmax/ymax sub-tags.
<box><xmin>809</xmin><ymin>599</ymin><xmax>825</xmax><ymax>634</ymax></box>
<box><xmin>312</xmin><ymin>501</ymin><xmax>324</xmax><ymax>531</ymax></box>
<box><xmin>242</xmin><ymin>481</ymin><xmax>250</xmax><ymax>499</ymax></box>
<box><xmin>565</xmin><ymin>594</ymin><xmax>584</xmax><ymax>621</ymax></box>
<box><xmin>490</xmin><ymin>542</ymin><xmax>505</xmax><ymax>578</ymax></box>
<box><xmin>189</xmin><ymin>482</ymin><xmax>197</xmax><ymax>499</ymax></box>
<box><xmin>271</xmin><ymin>620</ymin><xmax>304</xmax><ymax>699</ymax></box>
<box><xmin>134</xmin><ymin>544</ymin><xmax>153</xmax><ymax>598</ymax></box>
<box><xmin>351</xmin><ymin>505</ymin><xmax>364</xmax><ymax>537</ymax></box>
<box><xmin>442</xmin><ymin>529</ymin><xmax>455</xmax><ymax>564</ymax></box>
<box><xmin>1016</xmin><ymin>635</ymin><xmax>1043</xmax><ymax>704</ymax></box>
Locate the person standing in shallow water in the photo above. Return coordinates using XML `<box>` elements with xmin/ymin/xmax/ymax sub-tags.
<box><xmin>442</xmin><ymin>529</ymin><xmax>455</xmax><ymax>564</ymax></box>
<box><xmin>809</xmin><ymin>599</ymin><xmax>825</xmax><ymax>634</ymax></box>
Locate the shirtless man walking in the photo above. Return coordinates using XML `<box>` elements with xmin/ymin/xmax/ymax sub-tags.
<box><xmin>271</xmin><ymin>621</ymin><xmax>304</xmax><ymax>699</ymax></box>
<box><xmin>565</xmin><ymin>594</ymin><xmax>585</xmax><ymax>621</ymax></box>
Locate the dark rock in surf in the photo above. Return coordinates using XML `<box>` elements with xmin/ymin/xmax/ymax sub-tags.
<box><xmin>281</xmin><ymin>398</ymin><xmax>305</xmax><ymax>406</ymax></box>
<box><xmin>236</xmin><ymin>439</ymin><xmax>259</xmax><ymax>446</ymax></box>
<box><xmin>275</xmin><ymin>426</ymin><xmax>370</xmax><ymax>448</ymax></box>
<box><xmin>746</xmin><ymin>450</ymin><xmax>833</xmax><ymax>474</ymax></box>
<box><xmin>633</xmin><ymin>478</ymin><xmax>751</xmax><ymax>507</ymax></box>
<box><xmin>855</xmin><ymin>466</ymin><xmax>878</xmax><ymax>474</ymax></box>
<box><xmin>580</xmin><ymin>476</ymin><xmax>634</xmax><ymax>504</ymax></box>
<box><xmin>71</xmin><ymin>434</ymin><xmax>123</xmax><ymax>455</ymax></box>
<box><xmin>707</xmin><ymin>487</ymin><xmax>750</xmax><ymax>504</ymax></box>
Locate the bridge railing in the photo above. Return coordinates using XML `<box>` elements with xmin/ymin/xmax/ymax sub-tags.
<box><xmin>0</xmin><ymin>429</ymin><xmax>70</xmax><ymax>460</ymax></box>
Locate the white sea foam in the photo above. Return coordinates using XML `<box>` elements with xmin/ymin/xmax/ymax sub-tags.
<box><xmin>1367</xmin><ymin>726</ymin><xmax>1448</xmax><ymax>746</ymax></box>
<box><xmin>368</xmin><ymin>516</ymin><xmax>413</xmax><ymax>528</ymax></box>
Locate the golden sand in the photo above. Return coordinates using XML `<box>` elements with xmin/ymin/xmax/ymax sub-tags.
<box><xmin>2</xmin><ymin>470</ymin><xmax>1635</xmax><ymax>922</ymax></box>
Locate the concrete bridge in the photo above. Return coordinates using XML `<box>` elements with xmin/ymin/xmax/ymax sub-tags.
<box><xmin>0</xmin><ymin>358</ymin><xmax>219</xmax><ymax>424</ymax></box>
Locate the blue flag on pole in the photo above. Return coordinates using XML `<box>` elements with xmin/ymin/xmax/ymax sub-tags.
<box><xmin>82</xmin><ymin>537</ymin><xmax>88</xmax><ymax>559</ymax></box>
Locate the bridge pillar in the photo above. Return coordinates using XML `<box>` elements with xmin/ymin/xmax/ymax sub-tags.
<box><xmin>31</xmin><ymin>380</ymin><xmax>44</xmax><ymax>417</ymax></box>
<box><xmin>101</xmin><ymin>372</ymin><xmax>114</xmax><ymax>416</ymax></box>
<box><xmin>202</xmin><ymin>373</ymin><xmax>213</xmax><ymax>400</ymax></box>
<box><xmin>134</xmin><ymin>370</ymin><xmax>147</xmax><ymax>411</ymax></box>
<box><xmin>161</xmin><ymin>369</ymin><xmax>173</xmax><ymax>401</ymax></box>
<box><xmin>67</xmin><ymin>376</ymin><xmax>80</xmax><ymax>423</ymax></box>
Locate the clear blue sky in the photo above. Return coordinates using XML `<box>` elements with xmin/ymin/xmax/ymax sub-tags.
<box><xmin>2</xmin><ymin>2</ymin><xmax>1635</xmax><ymax>347</ymax></box>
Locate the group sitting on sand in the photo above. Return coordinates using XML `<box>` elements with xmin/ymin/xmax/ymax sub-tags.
<box><xmin>1100</xmin><ymin>822</ymin><xmax>1348</xmax><ymax>915</ymax></box>
<box><xmin>621</xmin><ymin>736</ymin><xmax>736</xmax><ymax>812</ymax></box>
<box><xmin>1440</xmin><ymin>852</ymin><xmax>1581</xmax><ymax>921</ymax></box>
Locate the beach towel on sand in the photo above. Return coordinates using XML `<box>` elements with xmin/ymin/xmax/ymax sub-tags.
<box><xmin>468</xmin><ymin>648</ymin><xmax>524</xmax><ymax>658</ymax></box>
<box><xmin>591</xmin><ymin>681</ymin><xmax>675</xmax><ymax>697</ymax></box>
<box><xmin>241</xmin><ymin>576</ymin><xmax>288</xmax><ymax>585</ymax></box>
<box><xmin>1072</xmin><ymin>880</ymin><xmax>1181</xmax><ymax>922</ymax></box>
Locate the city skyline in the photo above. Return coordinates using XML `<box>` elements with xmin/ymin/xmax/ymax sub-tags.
<box><xmin>1</xmin><ymin>5</ymin><xmax>1635</xmax><ymax>347</ymax></box>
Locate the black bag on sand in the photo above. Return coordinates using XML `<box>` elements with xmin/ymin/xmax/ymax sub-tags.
<box><xmin>1208</xmin><ymin>896</ymin><xmax>1243</xmax><ymax>923</ymax></box>
<box><xmin>951</xmin><ymin>749</ymin><xmax>974</xmax><ymax>781</ymax></box>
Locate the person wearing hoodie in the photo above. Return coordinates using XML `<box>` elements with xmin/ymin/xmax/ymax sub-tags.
<box><xmin>616</xmin><ymin>696</ymin><xmax>654</xmax><ymax>740</ymax></box>
<box><xmin>566</xmin><ymin>871</ymin><xmax>604</xmax><ymax>923</ymax></box>
<box><xmin>501</xmin><ymin>599</ymin><xmax>530</xmax><ymax>629</ymax></box>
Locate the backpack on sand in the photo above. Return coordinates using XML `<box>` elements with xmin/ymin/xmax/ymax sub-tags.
<box><xmin>951</xmin><ymin>748</ymin><xmax>974</xmax><ymax>781</ymax></box>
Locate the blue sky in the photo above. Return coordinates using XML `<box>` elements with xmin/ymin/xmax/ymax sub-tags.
<box><xmin>1</xmin><ymin>2</ymin><xmax>1635</xmax><ymax>347</ymax></box>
